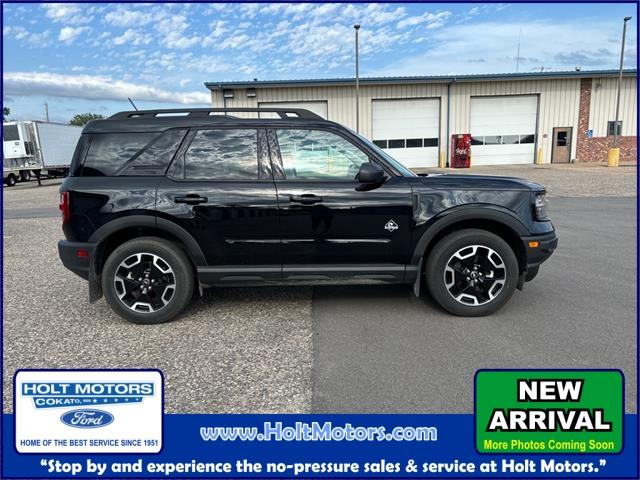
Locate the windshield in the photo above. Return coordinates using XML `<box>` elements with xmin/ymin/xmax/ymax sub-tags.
<box><xmin>351</xmin><ymin>131</ymin><xmax>417</xmax><ymax>177</ymax></box>
<box><xmin>3</xmin><ymin>124</ymin><xmax>20</xmax><ymax>142</ymax></box>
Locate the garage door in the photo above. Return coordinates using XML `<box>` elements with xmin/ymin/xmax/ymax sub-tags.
<box><xmin>258</xmin><ymin>101</ymin><xmax>328</xmax><ymax>119</ymax></box>
<box><xmin>372</xmin><ymin>99</ymin><xmax>440</xmax><ymax>168</ymax></box>
<box><xmin>470</xmin><ymin>95</ymin><xmax>538</xmax><ymax>165</ymax></box>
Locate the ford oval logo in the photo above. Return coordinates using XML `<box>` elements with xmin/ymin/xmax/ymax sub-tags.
<box><xmin>60</xmin><ymin>409</ymin><xmax>114</xmax><ymax>429</ymax></box>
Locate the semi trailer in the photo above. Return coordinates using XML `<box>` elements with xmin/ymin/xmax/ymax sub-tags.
<box><xmin>3</xmin><ymin>121</ymin><xmax>82</xmax><ymax>186</ymax></box>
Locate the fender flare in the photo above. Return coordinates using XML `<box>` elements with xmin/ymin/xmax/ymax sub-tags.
<box><xmin>410</xmin><ymin>205</ymin><xmax>529</xmax><ymax>265</ymax></box>
<box><xmin>88</xmin><ymin>215</ymin><xmax>207</xmax><ymax>266</ymax></box>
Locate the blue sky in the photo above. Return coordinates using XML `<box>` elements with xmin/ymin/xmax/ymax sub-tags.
<box><xmin>2</xmin><ymin>2</ymin><xmax>637</xmax><ymax>123</ymax></box>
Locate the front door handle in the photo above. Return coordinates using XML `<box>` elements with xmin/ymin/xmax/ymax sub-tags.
<box><xmin>175</xmin><ymin>194</ymin><xmax>208</xmax><ymax>205</ymax></box>
<box><xmin>290</xmin><ymin>194</ymin><xmax>323</xmax><ymax>205</ymax></box>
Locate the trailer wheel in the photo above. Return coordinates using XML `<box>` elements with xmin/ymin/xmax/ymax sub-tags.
<box><xmin>5</xmin><ymin>174</ymin><xmax>17</xmax><ymax>187</ymax></box>
<box><xmin>20</xmin><ymin>170</ymin><xmax>31</xmax><ymax>182</ymax></box>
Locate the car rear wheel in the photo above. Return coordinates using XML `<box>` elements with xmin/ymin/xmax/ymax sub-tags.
<box><xmin>102</xmin><ymin>237</ymin><xmax>194</xmax><ymax>324</ymax></box>
<box><xmin>5</xmin><ymin>174</ymin><xmax>16</xmax><ymax>187</ymax></box>
<box><xmin>425</xmin><ymin>229</ymin><xmax>519</xmax><ymax>317</ymax></box>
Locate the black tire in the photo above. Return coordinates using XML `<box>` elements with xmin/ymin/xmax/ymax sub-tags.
<box><xmin>425</xmin><ymin>229</ymin><xmax>519</xmax><ymax>317</ymax></box>
<box><xmin>6</xmin><ymin>174</ymin><xmax>16</xmax><ymax>187</ymax></box>
<box><xmin>19</xmin><ymin>170</ymin><xmax>30</xmax><ymax>182</ymax></box>
<box><xmin>101</xmin><ymin>237</ymin><xmax>194</xmax><ymax>324</ymax></box>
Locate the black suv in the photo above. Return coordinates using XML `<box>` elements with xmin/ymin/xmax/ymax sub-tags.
<box><xmin>58</xmin><ymin>108</ymin><xmax>557</xmax><ymax>324</ymax></box>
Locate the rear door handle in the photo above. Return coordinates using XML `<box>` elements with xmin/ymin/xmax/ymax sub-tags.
<box><xmin>175</xmin><ymin>194</ymin><xmax>208</xmax><ymax>205</ymax></box>
<box><xmin>290</xmin><ymin>194</ymin><xmax>323</xmax><ymax>205</ymax></box>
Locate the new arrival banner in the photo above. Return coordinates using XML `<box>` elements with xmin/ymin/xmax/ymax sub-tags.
<box><xmin>1</xmin><ymin>368</ymin><xmax>637</xmax><ymax>479</ymax></box>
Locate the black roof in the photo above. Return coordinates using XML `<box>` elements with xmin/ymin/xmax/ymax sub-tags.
<box><xmin>84</xmin><ymin>108</ymin><xmax>330</xmax><ymax>134</ymax></box>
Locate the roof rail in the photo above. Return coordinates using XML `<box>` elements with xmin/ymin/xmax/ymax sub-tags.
<box><xmin>109</xmin><ymin>107</ymin><xmax>324</xmax><ymax>120</ymax></box>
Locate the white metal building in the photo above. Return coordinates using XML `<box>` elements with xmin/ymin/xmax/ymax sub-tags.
<box><xmin>205</xmin><ymin>69</ymin><xmax>637</xmax><ymax>167</ymax></box>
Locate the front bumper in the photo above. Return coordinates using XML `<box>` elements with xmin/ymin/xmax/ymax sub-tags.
<box><xmin>522</xmin><ymin>230</ymin><xmax>558</xmax><ymax>270</ymax></box>
<box><xmin>58</xmin><ymin>240</ymin><xmax>96</xmax><ymax>280</ymax></box>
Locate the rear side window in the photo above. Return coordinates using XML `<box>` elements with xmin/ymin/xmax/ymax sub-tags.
<box><xmin>116</xmin><ymin>129</ymin><xmax>187</xmax><ymax>176</ymax></box>
<box><xmin>82</xmin><ymin>133</ymin><xmax>157</xmax><ymax>176</ymax></box>
<box><xmin>184</xmin><ymin>129</ymin><xmax>258</xmax><ymax>180</ymax></box>
<box><xmin>81</xmin><ymin>130</ymin><xmax>186</xmax><ymax>176</ymax></box>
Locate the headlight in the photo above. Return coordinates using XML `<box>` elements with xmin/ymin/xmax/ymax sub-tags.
<box><xmin>533</xmin><ymin>193</ymin><xmax>549</xmax><ymax>221</ymax></box>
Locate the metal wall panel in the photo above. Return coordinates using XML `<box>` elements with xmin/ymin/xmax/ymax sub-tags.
<box><xmin>211</xmin><ymin>75</ymin><xmax>635</xmax><ymax>164</ymax></box>
<box><xmin>450</xmin><ymin>79</ymin><xmax>581</xmax><ymax>164</ymax></box>
<box><xmin>588</xmin><ymin>77</ymin><xmax>637</xmax><ymax>137</ymax></box>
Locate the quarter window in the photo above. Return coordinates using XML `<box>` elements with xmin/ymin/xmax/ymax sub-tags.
<box><xmin>117</xmin><ymin>129</ymin><xmax>187</xmax><ymax>176</ymax></box>
<box><xmin>184</xmin><ymin>129</ymin><xmax>258</xmax><ymax>180</ymax></box>
<box><xmin>82</xmin><ymin>133</ymin><xmax>157</xmax><ymax>176</ymax></box>
<box><xmin>276</xmin><ymin>129</ymin><xmax>369</xmax><ymax>180</ymax></box>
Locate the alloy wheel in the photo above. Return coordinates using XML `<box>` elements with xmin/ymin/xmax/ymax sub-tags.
<box><xmin>113</xmin><ymin>253</ymin><xmax>176</xmax><ymax>313</ymax></box>
<box><xmin>444</xmin><ymin>245</ymin><xmax>506</xmax><ymax>306</ymax></box>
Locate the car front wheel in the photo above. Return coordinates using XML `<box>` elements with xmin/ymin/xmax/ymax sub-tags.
<box><xmin>425</xmin><ymin>229</ymin><xmax>519</xmax><ymax>316</ymax></box>
<box><xmin>102</xmin><ymin>237</ymin><xmax>194</xmax><ymax>324</ymax></box>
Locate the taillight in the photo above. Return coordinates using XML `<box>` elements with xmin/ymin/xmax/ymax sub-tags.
<box><xmin>59</xmin><ymin>192</ymin><xmax>70</xmax><ymax>224</ymax></box>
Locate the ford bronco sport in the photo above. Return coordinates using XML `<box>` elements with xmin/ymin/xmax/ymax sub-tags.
<box><xmin>58</xmin><ymin>108</ymin><xmax>557</xmax><ymax>324</ymax></box>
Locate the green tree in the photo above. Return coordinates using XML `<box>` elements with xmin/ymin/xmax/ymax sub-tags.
<box><xmin>3</xmin><ymin>107</ymin><xmax>10</xmax><ymax>121</ymax></box>
<box><xmin>69</xmin><ymin>112</ymin><xmax>105</xmax><ymax>126</ymax></box>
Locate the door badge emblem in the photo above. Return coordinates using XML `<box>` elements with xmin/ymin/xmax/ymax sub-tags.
<box><xmin>385</xmin><ymin>220</ymin><xmax>398</xmax><ymax>232</ymax></box>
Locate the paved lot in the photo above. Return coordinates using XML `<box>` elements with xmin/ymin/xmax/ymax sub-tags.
<box><xmin>2</xmin><ymin>166</ymin><xmax>637</xmax><ymax>413</ymax></box>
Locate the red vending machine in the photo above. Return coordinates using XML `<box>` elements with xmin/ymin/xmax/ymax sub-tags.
<box><xmin>450</xmin><ymin>134</ymin><xmax>471</xmax><ymax>168</ymax></box>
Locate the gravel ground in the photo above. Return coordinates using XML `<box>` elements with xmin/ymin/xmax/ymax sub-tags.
<box><xmin>1</xmin><ymin>178</ymin><xmax>63</xmax><ymax>210</ymax></box>
<box><xmin>415</xmin><ymin>163</ymin><xmax>637</xmax><ymax>197</ymax></box>
<box><xmin>2</xmin><ymin>218</ymin><xmax>313</xmax><ymax>413</ymax></box>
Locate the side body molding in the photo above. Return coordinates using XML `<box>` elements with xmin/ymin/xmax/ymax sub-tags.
<box><xmin>410</xmin><ymin>204</ymin><xmax>529</xmax><ymax>265</ymax></box>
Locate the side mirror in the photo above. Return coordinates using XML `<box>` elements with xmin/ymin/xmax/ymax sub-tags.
<box><xmin>357</xmin><ymin>162</ymin><xmax>385</xmax><ymax>184</ymax></box>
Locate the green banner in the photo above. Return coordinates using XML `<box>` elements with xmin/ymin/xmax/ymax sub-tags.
<box><xmin>475</xmin><ymin>370</ymin><xmax>623</xmax><ymax>454</ymax></box>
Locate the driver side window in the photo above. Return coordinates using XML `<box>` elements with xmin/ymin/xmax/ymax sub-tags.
<box><xmin>276</xmin><ymin>129</ymin><xmax>369</xmax><ymax>180</ymax></box>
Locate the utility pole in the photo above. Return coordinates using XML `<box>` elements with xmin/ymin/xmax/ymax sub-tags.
<box><xmin>354</xmin><ymin>23</ymin><xmax>360</xmax><ymax>134</ymax></box>
<box><xmin>516</xmin><ymin>28</ymin><xmax>522</xmax><ymax>72</ymax></box>
<box><xmin>609</xmin><ymin>16</ymin><xmax>631</xmax><ymax>167</ymax></box>
<box><xmin>613</xmin><ymin>16</ymin><xmax>631</xmax><ymax>148</ymax></box>
<box><xmin>44</xmin><ymin>102</ymin><xmax>50</xmax><ymax>122</ymax></box>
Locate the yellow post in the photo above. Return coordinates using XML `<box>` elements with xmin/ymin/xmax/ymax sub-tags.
<box><xmin>535</xmin><ymin>147</ymin><xmax>543</xmax><ymax>165</ymax></box>
<box><xmin>439</xmin><ymin>150</ymin><xmax>446</xmax><ymax>168</ymax></box>
<box><xmin>607</xmin><ymin>148</ymin><xmax>620</xmax><ymax>167</ymax></box>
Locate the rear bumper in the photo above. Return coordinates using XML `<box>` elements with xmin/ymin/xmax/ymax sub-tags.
<box><xmin>522</xmin><ymin>230</ymin><xmax>558</xmax><ymax>270</ymax></box>
<box><xmin>58</xmin><ymin>240</ymin><xmax>95</xmax><ymax>280</ymax></box>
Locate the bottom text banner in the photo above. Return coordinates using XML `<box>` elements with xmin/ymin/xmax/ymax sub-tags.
<box><xmin>2</xmin><ymin>414</ymin><xmax>638</xmax><ymax>478</ymax></box>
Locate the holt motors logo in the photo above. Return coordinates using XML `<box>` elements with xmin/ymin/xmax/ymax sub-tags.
<box><xmin>60</xmin><ymin>409</ymin><xmax>114</xmax><ymax>429</ymax></box>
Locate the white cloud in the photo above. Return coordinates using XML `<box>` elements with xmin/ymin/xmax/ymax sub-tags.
<box><xmin>4</xmin><ymin>25</ymin><xmax>29</xmax><ymax>40</ymax></box>
<box><xmin>3</xmin><ymin>71</ymin><xmax>211</xmax><ymax>104</ymax></box>
<box><xmin>156</xmin><ymin>15</ymin><xmax>200</xmax><ymax>49</ymax></box>
<box><xmin>367</xmin><ymin>19</ymin><xmax>638</xmax><ymax>77</ymax></box>
<box><xmin>42</xmin><ymin>3</ymin><xmax>92</xmax><ymax>24</ymax></box>
<box><xmin>27</xmin><ymin>30</ymin><xmax>51</xmax><ymax>45</ymax></box>
<box><xmin>397</xmin><ymin>11</ymin><xmax>452</xmax><ymax>30</ymax></box>
<box><xmin>4</xmin><ymin>26</ymin><xmax>51</xmax><ymax>46</ymax></box>
<box><xmin>58</xmin><ymin>26</ymin><xmax>89</xmax><ymax>44</ymax></box>
<box><xmin>113</xmin><ymin>29</ymin><xmax>151</xmax><ymax>46</ymax></box>
<box><xmin>104</xmin><ymin>7</ymin><xmax>155</xmax><ymax>28</ymax></box>
<box><xmin>202</xmin><ymin>20</ymin><xmax>228</xmax><ymax>46</ymax></box>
